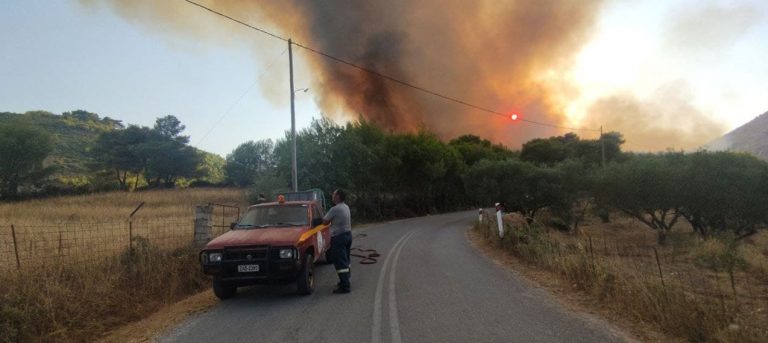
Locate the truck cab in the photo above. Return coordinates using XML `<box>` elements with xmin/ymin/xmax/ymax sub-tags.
<box><xmin>199</xmin><ymin>197</ymin><xmax>330</xmax><ymax>299</ymax></box>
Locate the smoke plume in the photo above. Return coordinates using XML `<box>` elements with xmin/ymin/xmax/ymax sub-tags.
<box><xmin>81</xmin><ymin>0</ymin><xmax>607</xmax><ymax>147</ymax></box>
<box><xmin>236</xmin><ymin>0</ymin><xmax>606</xmax><ymax>145</ymax></box>
<box><xmin>585</xmin><ymin>82</ymin><xmax>727</xmax><ymax>151</ymax></box>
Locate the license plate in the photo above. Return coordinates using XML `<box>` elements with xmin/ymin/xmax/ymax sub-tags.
<box><xmin>237</xmin><ymin>264</ymin><xmax>260</xmax><ymax>273</ymax></box>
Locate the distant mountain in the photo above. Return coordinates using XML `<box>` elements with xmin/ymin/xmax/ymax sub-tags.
<box><xmin>707</xmin><ymin>111</ymin><xmax>768</xmax><ymax>160</ymax></box>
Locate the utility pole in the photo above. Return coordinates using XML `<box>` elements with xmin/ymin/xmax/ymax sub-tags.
<box><xmin>289</xmin><ymin>39</ymin><xmax>298</xmax><ymax>192</ymax></box>
<box><xmin>600</xmin><ymin>125</ymin><xmax>606</xmax><ymax>168</ymax></box>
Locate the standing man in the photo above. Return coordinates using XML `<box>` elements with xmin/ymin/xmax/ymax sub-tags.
<box><xmin>323</xmin><ymin>189</ymin><xmax>352</xmax><ymax>294</ymax></box>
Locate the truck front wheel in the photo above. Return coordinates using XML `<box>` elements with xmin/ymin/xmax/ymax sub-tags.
<box><xmin>213</xmin><ymin>279</ymin><xmax>236</xmax><ymax>300</ymax></box>
<box><xmin>296</xmin><ymin>253</ymin><xmax>315</xmax><ymax>295</ymax></box>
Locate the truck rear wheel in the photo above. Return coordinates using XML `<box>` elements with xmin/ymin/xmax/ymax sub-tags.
<box><xmin>297</xmin><ymin>253</ymin><xmax>315</xmax><ymax>295</ymax></box>
<box><xmin>213</xmin><ymin>279</ymin><xmax>236</xmax><ymax>300</ymax></box>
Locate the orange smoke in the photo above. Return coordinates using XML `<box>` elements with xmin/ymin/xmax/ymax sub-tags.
<box><xmin>82</xmin><ymin>0</ymin><xmax>605</xmax><ymax>147</ymax></box>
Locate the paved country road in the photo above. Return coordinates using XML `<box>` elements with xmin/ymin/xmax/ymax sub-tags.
<box><xmin>160</xmin><ymin>211</ymin><xmax>631</xmax><ymax>343</ymax></box>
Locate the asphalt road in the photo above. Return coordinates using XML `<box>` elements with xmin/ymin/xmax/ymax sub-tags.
<box><xmin>160</xmin><ymin>211</ymin><xmax>630</xmax><ymax>343</ymax></box>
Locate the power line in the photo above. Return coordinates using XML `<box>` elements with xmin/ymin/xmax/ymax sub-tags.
<box><xmin>195</xmin><ymin>47</ymin><xmax>289</xmax><ymax>145</ymax></box>
<box><xmin>183</xmin><ymin>0</ymin><xmax>600</xmax><ymax>133</ymax></box>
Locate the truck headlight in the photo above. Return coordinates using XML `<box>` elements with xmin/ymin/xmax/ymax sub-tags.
<box><xmin>208</xmin><ymin>252</ymin><xmax>223</xmax><ymax>263</ymax></box>
<box><xmin>279</xmin><ymin>248</ymin><xmax>294</xmax><ymax>259</ymax></box>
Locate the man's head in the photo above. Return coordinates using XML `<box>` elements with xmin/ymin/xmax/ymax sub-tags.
<box><xmin>332</xmin><ymin>188</ymin><xmax>346</xmax><ymax>204</ymax></box>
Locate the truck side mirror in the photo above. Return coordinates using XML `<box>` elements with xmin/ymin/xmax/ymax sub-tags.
<box><xmin>311</xmin><ymin>218</ymin><xmax>323</xmax><ymax>227</ymax></box>
<box><xmin>230</xmin><ymin>222</ymin><xmax>237</xmax><ymax>230</ymax></box>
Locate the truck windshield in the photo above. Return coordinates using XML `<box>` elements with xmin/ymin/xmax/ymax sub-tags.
<box><xmin>235</xmin><ymin>205</ymin><xmax>308</xmax><ymax>229</ymax></box>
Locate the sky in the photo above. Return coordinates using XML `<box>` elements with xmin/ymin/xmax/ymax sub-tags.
<box><xmin>1</xmin><ymin>0</ymin><xmax>767</xmax><ymax>156</ymax></box>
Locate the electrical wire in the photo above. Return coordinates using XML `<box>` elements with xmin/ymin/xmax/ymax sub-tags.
<box><xmin>183</xmin><ymin>0</ymin><xmax>601</xmax><ymax>133</ymax></box>
<box><xmin>195</xmin><ymin>47</ymin><xmax>289</xmax><ymax>145</ymax></box>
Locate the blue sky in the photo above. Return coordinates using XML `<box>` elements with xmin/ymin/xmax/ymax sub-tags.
<box><xmin>1</xmin><ymin>0</ymin><xmax>320</xmax><ymax>157</ymax></box>
<box><xmin>2</xmin><ymin>0</ymin><xmax>767</xmax><ymax>154</ymax></box>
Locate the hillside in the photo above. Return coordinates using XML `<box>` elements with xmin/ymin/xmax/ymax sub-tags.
<box><xmin>707</xmin><ymin>111</ymin><xmax>768</xmax><ymax>160</ymax></box>
<box><xmin>0</xmin><ymin>110</ymin><xmax>122</xmax><ymax>184</ymax></box>
<box><xmin>0</xmin><ymin>110</ymin><xmax>225</xmax><ymax>190</ymax></box>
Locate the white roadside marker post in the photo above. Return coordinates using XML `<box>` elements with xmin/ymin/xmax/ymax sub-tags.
<box><xmin>495</xmin><ymin>203</ymin><xmax>504</xmax><ymax>239</ymax></box>
<box><xmin>478</xmin><ymin>208</ymin><xmax>484</xmax><ymax>223</ymax></box>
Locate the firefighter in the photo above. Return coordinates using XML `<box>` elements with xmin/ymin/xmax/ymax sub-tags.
<box><xmin>323</xmin><ymin>188</ymin><xmax>352</xmax><ymax>294</ymax></box>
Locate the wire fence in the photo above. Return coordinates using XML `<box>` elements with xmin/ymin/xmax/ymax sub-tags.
<box><xmin>0</xmin><ymin>206</ymin><xmax>241</xmax><ymax>272</ymax></box>
<box><xmin>478</xmin><ymin>213</ymin><xmax>768</xmax><ymax>313</ymax></box>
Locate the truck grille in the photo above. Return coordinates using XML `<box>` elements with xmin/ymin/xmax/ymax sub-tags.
<box><xmin>223</xmin><ymin>246</ymin><xmax>269</xmax><ymax>261</ymax></box>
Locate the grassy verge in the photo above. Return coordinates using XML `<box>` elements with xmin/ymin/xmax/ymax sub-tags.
<box><xmin>0</xmin><ymin>239</ymin><xmax>208</xmax><ymax>342</ymax></box>
<box><xmin>0</xmin><ymin>188</ymin><xmax>247</xmax><ymax>342</ymax></box>
<box><xmin>473</xmin><ymin>215</ymin><xmax>768</xmax><ymax>342</ymax></box>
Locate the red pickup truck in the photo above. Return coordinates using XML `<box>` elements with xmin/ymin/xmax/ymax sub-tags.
<box><xmin>199</xmin><ymin>196</ymin><xmax>331</xmax><ymax>299</ymax></box>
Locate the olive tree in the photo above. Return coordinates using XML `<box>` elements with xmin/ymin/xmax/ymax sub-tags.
<box><xmin>464</xmin><ymin>159</ymin><xmax>566</xmax><ymax>223</ymax></box>
<box><xmin>677</xmin><ymin>151</ymin><xmax>768</xmax><ymax>240</ymax></box>
<box><xmin>594</xmin><ymin>153</ymin><xmax>685</xmax><ymax>244</ymax></box>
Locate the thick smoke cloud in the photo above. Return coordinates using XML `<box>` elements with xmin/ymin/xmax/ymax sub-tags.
<box><xmin>252</xmin><ymin>0</ymin><xmax>605</xmax><ymax>145</ymax></box>
<box><xmin>82</xmin><ymin>0</ymin><xmax>604</xmax><ymax>147</ymax></box>
<box><xmin>585</xmin><ymin>82</ymin><xmax>726</xmax><ymax>151</ymax></box>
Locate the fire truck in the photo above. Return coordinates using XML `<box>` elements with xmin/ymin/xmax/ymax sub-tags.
<box><xmin>199</xmin><ymin>190</ymin><xmax>331</xmax><ymax>299</ymax></box>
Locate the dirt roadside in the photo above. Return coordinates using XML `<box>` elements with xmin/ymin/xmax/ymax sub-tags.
<box><xmin>97</xmin><ymin>291</ymin><xmax>217</xmax><ymax>343</ymax></box>
<box><xmin>466</xmin><ymin>227</ymin><xmax>682</xmax><ymax>343</ymax></box>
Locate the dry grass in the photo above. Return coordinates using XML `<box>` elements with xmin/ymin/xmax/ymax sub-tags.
<box><xmin>0</xmin><ymin>188</ymin><xmax>247</xmax><ymax>342</ymax></box>
<box><xmin>0</xmin><ymin>188</ymin><xmax>247</xmax><ymax>225</ymax></box>
<box><xmin>475</xmin><ymin>212</ymin><xmax>768</xmax><ymax>342</ymax></box>
<box><xmin>0</xmin><ymin>244</ymin><xmax>208</xmax><ymax>342</ymax></box>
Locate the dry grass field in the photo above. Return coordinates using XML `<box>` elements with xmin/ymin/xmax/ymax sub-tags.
<box><xmin>0</xmin><ymin>188</ymin><xmax>248</xmax><ymax>342</ymax></box>
<box><xmin>0</xmin><ymin>188</ymin><xmax>248</xmax><ymax>269</ymax></box>
<box><xmin>475</xmin><ymin>211</ymin><xmax>768</xmax><ymax>342</ymax></box>
<box><xmin>0</xmin><ymin>187</ymin><xmax>247</xmax><ymax>225</ymax></box>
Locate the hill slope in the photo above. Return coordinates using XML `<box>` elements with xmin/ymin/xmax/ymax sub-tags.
<box><xmin>707</xmin><ymin>111</ymin><xmax>768</xmax><ymax>160</ymax></box>
<box><xmin>0</xmin><ymin>110</ymin><xmax>122</xmax><ymax>183</ymax></box>
<box><xmin>0</xmin><ymin>110</ymin><xmax>225</xmax><ymax>190</ymax></box>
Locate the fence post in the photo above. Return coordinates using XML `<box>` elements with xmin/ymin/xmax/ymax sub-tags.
<box><xmin>653</xmin><ymin>247</ymin><xmax>666</xmax><ymax>292</ymax></box>
<box><xmin>11</xmin><ymin>224</ymin><xmax>20</xmax><ymax>270</ymax></box>
<box><xmin>129</xmin><ymin>220</ymin><xmax>133</xmax><ymax>254</ymax></box>
<box><xmin>194</xmin><ymin>205</ymin><xmax>214</xmax><ymax>248</ymax></box>
<box><xmin>588</xmin><ymin>235</ymin><xmax>596</xmax><ymax>274</ymax></box>
<box><xmin>128</xmin><ymin>202</ymin><xmax>145</xmax><ymax>255</ymax></box>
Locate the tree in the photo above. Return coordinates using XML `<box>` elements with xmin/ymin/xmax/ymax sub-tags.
<box><xmin>0</xmin><ymin>121</ymin><xmax>54</xmax><ymax>199</ymax></box>
<box><xmin>142</xmin><ymin>120</ymin><xmax>199</xmax><ymax>188</ymax></box>
<box><xmin>92</xmin><ymin>116</ymin><xmax>199</xmax><ymax>189</ymax></box>
<box><xmin>449</xmin><ymin>134</ymin><xmax>514</xmax><ymax>167</ymax></box>
<box><xmin>594</xmin><ymin>153</ymin><xmax>685</xmax><ymax>244</ymax></box>
<box><xmin>677</xmin><ymin>151</ymin><xmax>768</xmax><ymax>240</ymax></box>
<box><xmin>91</xmin><ymin>125</ymin><xmax>150</xmax><ymax>189</ymax></box>
<box><xmin>143</xmin><ymin>137</ymin><xmax>200</xmax><ymax>188</ymax></box>
<box><xmin>154</xmin><ymin>115</ymin><xmax>188</xmax><ymax>143</ymax></box>
<box><xmin>521</xmin><ymin>132</ymin><xmax>625</xmax><ymax>167</ymax></box>
<box><xmin>464</xmin><ymin>159</ymin><xmax>566</xmax><ymax>223</ymax></box>
<box><xmin>195</xmin><ymin>151</ymin><xmax>226</xmax><ymax>185</ymax></box>
<box><xmin>274</xmin><ymin>118</ymin><xmax>343</xmax><ymax>192</ymax></box>
<box><xmin>551</xmin><ymin>159</ymin><xmax>596</xmax><ymax>232</ymax></box>
<box><xmin>520</xmin><ymin>137</ymin><xmax>571</xmax><ymax>166</ymax></box>
<box><xmin>225</xmin><ymin>140</ymin><xmax>276</xmax><ymax>187</ymax></box>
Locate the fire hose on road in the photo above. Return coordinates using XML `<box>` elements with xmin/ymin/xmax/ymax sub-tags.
<box><xmin>351</xmin><ymin>233</ymin><xmax>380</xmax><ymax>264</ymax></box>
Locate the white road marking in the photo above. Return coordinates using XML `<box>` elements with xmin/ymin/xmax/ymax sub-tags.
<box><xmin>372</xmin><ymin>230</ymin><xmax>415</xmax><ymax>343</ymax></box>
<box><xmin>387</xmin><ymin>230</ymin><xmax>414</xmax><ymax>343</ymax></box>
